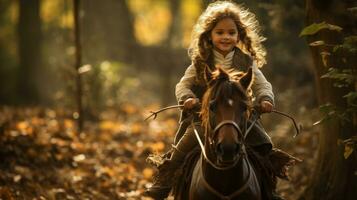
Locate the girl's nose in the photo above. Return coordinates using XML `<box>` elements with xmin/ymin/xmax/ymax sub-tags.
<box><xmin>223</xmin><ymin>34</ymin><xmax>230</xmax><ymax>39</ymax></box>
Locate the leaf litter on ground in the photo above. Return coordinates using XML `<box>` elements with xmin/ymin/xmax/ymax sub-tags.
<box><xmin>0</xmin><ymin>88</ymin><xmax>319</xmax><ymax>200</ymax></box>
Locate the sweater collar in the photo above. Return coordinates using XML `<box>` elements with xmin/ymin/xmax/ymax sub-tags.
<box><xmin>213</xmin><ymin>49</ymin><xmax>235</xmax><ymax>68</ymax></box>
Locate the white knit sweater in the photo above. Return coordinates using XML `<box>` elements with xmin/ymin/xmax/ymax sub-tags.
<box><xmin>175</xmin><ymin>49</ymin><xmax>274</xmax><ymax>105</ymax></box>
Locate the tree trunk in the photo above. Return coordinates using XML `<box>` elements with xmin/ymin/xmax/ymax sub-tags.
<box><xmin>160</xmin><ymin>0</ymin><xmax>181</xmax><ymax>105</ymax></box>
<box><xmin>80</xmin><ymin>0</ymin><xmax>188</xmax><ymax>105</ymax></box>
<box><xmin>0</xmin><ymin>0</ymin><xmax>16</xmax><ymax>104</ymax></box>
<box><xmin>73</xmin><ymin>0</ymin><xmax>83</xmax><ymax>132</ymax></box>
<box><xmin>80</xmin><ymin>0</ymin><xmax>139</xmax><ymax>115</ymax></box>
<box><xmin>81</xmin><ymin>0</ymin><xmax>137</xmax><ymax>64</ymax></box>
<box><xmin>302</xmin><ymin>0</ymin><xmax>357</xmax><ymax>199</ymax></box>
<box><xmin>18</xmin><ymin>0</ymin><xmax>42</xmax><ymax>104</ymax></box>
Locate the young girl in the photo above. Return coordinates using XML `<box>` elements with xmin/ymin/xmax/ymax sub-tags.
<box><xmin>145</xmin><ymin>1</ymin><xmax>280</xmax><ymax>199</ymax></box>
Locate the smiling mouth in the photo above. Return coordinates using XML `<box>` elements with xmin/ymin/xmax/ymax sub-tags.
<box><xmin>220</xmin><ymin>43</ymin><xmax>231</xmax><ymax>46</ymax></box>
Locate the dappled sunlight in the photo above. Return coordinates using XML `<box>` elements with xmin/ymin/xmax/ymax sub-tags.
<box><xmin>0</xmin><ymin>104</ymin><xmax>178</xmax><ymax>199</ymax></box>
<box><xmin>0</xmin><ymin>84</ymin><xmax>317</xmax><ymax>199</ymax></box>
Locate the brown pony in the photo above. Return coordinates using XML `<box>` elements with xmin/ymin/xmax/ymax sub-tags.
<box><xmin>173</xmin><ymin>67</ymin><xmax>262</xmax><ymax>200</ymax></box>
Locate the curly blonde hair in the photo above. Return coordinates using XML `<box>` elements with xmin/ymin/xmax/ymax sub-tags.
<box><xmin>189</xmin><ymin>1</ymin><xmax>267</xmax><ymax>74</ymax></box>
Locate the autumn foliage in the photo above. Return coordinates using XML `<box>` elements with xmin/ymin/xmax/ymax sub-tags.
<box><xmin>0</xmin><ymin>101</ymin><xmax>319</xmax><ymax>199</ymax></box>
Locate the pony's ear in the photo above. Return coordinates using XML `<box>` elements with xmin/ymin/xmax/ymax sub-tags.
<box><xmin>213</xmin><ymin>66</ymin><xmax>229</xmax><ymax>81</ymax></box>
<box><xmin>239</xmin><ymin>67</ymin><xmax>253</xmax><ymax>90</ymax></box>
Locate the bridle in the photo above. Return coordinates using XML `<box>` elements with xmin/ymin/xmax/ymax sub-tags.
<box><xmin>194</xmin><ymin>92</ymin><xmax>260</xmax><ymax>170</ymax></box>
<box><xmin>210</xmin><ymin>119</ymin><xmax>246</xmax><ymax>160</ymax></box>
<box><xmin>145</xmin><ymin>99</ymin><xmax>301</xmax><ymax>200</ymax></box>
<box><xmin>191</xmin><ymin>110</ymin><xmax>260</xmax><ymax>199</ymax></box>
<box><xmin>192</xmin><ymin>111</ymin><xmax>259</xmax><ymax>171</ymax></box>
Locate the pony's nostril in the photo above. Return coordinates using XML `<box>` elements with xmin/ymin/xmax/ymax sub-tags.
<box><xmin>235</xmin><ymin>144</ymin><xmax>241</xmax><ymax>153</ymax></box>
<box><xmin>216</xmin><ymin>143</ymin><xmax>224</xmax><ymax>155</ymax></box>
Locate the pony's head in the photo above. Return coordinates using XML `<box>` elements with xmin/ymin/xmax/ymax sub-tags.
<box><xmin>201</xmin><ymin>67</ymin><xmax>253</xmax><ymax>166</ymax></box>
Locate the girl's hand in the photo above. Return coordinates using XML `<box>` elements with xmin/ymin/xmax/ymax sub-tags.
<box><xmin>260</xmin><ymin>100</ymin><xmax>273</xmax><ymax>113</ymax></box>
<box><xmin>183</xmin><ymin>98</ymin><xmax>199</xmax><ymax>110</ymax></box>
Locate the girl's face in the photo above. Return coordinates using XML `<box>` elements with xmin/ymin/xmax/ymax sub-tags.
<box><xmin>210</xmin><ymin>18</ymin><xmax>238</xmax><ymax>56</ymax></box>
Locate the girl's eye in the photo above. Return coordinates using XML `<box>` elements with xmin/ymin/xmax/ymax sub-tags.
<box><xmin>229</xmin><ymin>32</ymin><xmax>236</xmax><ymax>35</ymax></box>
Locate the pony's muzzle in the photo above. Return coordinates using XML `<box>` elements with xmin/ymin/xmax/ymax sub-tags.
<box><xmin>216</xmin><ymin>142</ymin><xmax>241</xmax><ymax>164</ymax></box>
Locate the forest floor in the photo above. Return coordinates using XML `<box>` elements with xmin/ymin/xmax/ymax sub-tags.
<box><xmin>0</xmin><ymin>86</ymin><xmax>320</xmax><ymax>200</ymax></box>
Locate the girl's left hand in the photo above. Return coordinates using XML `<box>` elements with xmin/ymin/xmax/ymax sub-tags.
<box><xmin>260</xmin><ymin>100</ymin><xmax>273</xmax><ymax>113</ymax></box>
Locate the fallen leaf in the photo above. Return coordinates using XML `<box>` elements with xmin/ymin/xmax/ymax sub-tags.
<box><xmin>142</xmin><ymin>168</ymin><xmax>154</xmax><ymax>180</ymax></box>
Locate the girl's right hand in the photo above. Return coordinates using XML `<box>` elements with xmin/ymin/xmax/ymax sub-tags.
<box><xmin>183</xmin><ymin>98</ymin><xmax>199</xmax><ymax>110</ymax></box>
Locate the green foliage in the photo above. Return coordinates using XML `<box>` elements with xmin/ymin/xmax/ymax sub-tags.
<box><xmin>85</xmin><ymin>61</ymin><xmax>138</xmax><ymax>108</ymax></box>
<box><xmin>333</xmin><ymin>35</ymin><xmax>357</xmax><ymax>53</ymax></box>
<box><xmin>299</xmin><ymin>22</ymin><xmax>342</xmax><ymax>37</ymax></box>
<box><xmin>319</xmin><ymin>51</ymin><xmax>331</xmax><ymax>67</ymax></box>
<box><xmin>344</xmin><ymin>92</ymin><xmax>357</xmax><ymax>106</ymax></box>
<box><xmin>316</xmin><ymin>64</ymin><xmax>356</xmax><ymax>123</ymax></box>
<box><xmin>321</xmin><ymin>68</ymin><xmax>355</xmax><ymax>87</ymax></box>
<box><xmin>300</xmin><ymin>22</ymin><xmax>357</xmax><ymax>125</ymax></box>
<box><xmin>313</xmin><ymin>103</ymin><xmax>351</xmax><ymax>125</ymax></box>
<box><xmin>303</xmin><ymin>21</ymin><xmax>357</xmax><ymax>157</ymax></box>
<box><xmin>338</xmin><ymin>136</ymin><xmax>357</xmax><ymax>159</ymax></box>
<box><xmin>309</xmin><ymin>40</ymin><xmax>326</xmax><ymax>47</ymax></box>
<box><xmin>313</xmin><ymin>101</ymin><xmax>355</xmax><ymax>127</ymax></box>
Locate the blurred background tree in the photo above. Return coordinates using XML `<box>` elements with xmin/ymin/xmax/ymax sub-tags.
<box><xmin>0</xmin><ymin>0</ymin><xmax>314</xmax><ymax>109</ymax></box>
<box><xmin>0</xmin><ymin>0</ymin><xmax>18</xmax><ymax>104</ymax></box>
<box><xmin>301</xmin><ymin>0</ymin><xmax>357</xmax><ymax>199</ymax></box>
<box><xmin>0</xmin><ymin>0</ymin><xmax>315</xmax><ymax>146</ymax></box>
<box><xmin>18</xmin><ymin>0</ymin><xmax>43</xmax><ymax>104</ymax></box>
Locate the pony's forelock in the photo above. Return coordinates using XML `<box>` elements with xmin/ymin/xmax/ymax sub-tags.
<box><xmin>200</xmin><ymin>69</ymin><xmax>253</xmax><ymax>136</ymax></box>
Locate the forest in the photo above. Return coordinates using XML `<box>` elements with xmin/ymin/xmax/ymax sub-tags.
<box><xmin>0</xmin><ymin>0</ymin><xmax>356</xmax><ymax>199</ymax></box>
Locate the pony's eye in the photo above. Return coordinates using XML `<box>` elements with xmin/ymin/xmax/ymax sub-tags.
<box><xmin>209</xmin><ymin>100</ymin><xmax>216</xmax><ymax>111</ymax></box>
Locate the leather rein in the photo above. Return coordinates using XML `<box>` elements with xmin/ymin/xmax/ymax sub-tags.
<box><xmin>191</xmin><ymin>113</ymin><xmax>259</xmax><ymax>199</ymax></box>
<box><xmin>192</xmin><ymin>113</ymin><xmax>259</xmax><ymax>171</ymax></box>
<box><xmin>145</xmin><ymin>105</ymin><xmax>301</xmax><ymax>199</ymax></box>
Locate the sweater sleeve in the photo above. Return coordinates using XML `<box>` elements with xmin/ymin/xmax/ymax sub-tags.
<box><xmin>251</xmin><ymin>62</ymin><xmax>275</xmax><ymax>106</ymax></box>
<box><xmin>175</xmin><ymin>64</ymin><xmax>198</xmax><ymax>104</ymax></box>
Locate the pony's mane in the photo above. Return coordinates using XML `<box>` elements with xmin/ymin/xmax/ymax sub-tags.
<box><xmin>200</xmin><ymin>69</ymin><xmax>253</xmax><ymax>135</ymax></box>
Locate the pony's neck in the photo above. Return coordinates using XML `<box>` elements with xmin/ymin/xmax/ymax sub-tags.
<box><xmin>202</xmin><ymin>154</ymin><xmax>248</xmax><ymax>195</ymax></box>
